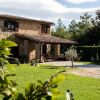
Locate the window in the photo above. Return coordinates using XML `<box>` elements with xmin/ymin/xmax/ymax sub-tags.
<box><xmin>4</xmin><ymin>20</ymin><xmax>19</xmax><ymax>31</ymax></box>
<box><xmin>41</xmin><ymin>24</ymin><xmax>49</xmax><ymax>33</ymax></box>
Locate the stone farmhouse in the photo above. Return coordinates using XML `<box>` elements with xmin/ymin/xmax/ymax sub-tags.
<box><xmin>0</xmin><ymin>14</ymin><xmax>78</xmax><ymax>62</ymax></box>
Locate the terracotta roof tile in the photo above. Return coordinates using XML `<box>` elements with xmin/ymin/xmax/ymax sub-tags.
<box><xmin>0</xmin><ymin>14</ymin><xmax>54</xmax><ymax>25</ymax></box>
<box><xmin>16</xmin><ymin>33</ymin><xmax>78</xmax><ymax>44</ymax></box>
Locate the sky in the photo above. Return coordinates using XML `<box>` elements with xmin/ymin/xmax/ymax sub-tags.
<box><xmin>0</xmin><ymin>0</ymin><xmax>100</xmax><ymax>26</ymax></box>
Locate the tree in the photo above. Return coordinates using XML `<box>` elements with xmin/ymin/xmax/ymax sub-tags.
<box><xmin>65</xmin><ymin>46</ymin><xmax>78</xmax><ymax>68</ymax></box>
<box><xmin>0</xmin><ymin>39</ymin><xmax>17</xmax><ymax>68</ymax></box>
<box><xmin>84</xmin><ymin>9</ymin><xmax>100</xmax><ymax>45</ymax></box>
<box><xmin>68</xmin><ymin>20</ymin><xmax>79</xmax><ymax>40</ymax></box>
<box><xmin>0</xmin><ymin>39</ymin><xmax>18</xmax><ymax>100</ymax></box>
<box><xmin>80</xmin><ymin>12</ymin><xmax>92</xmax><ymax>30</ymax></box>
<box><xmin>68</xmin><ymin>12</ymin><xmax>92</xmax><ymax>44</ymax></box>
<box><xmin>68</xmin><ymin>20</ymin><xmax>78</xmax><ymax>34</ymax></box>
<box><xmin>51</xmin><ymin>18</ymin><xmax>71</xmax><ymax>39</ymax></box>
<box><xmin>91</xmin><ymin>9</ymin><xmax>100</xmax><ymax>27</ymax></box>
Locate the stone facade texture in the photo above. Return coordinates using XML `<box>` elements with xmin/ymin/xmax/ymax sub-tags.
<box><xmin>18</xmin><ymin>20</ymin><xmax>41</xmax><ymax>35</ymax></box>
<box><xmin>0</xmin><ymin>16</ymin><xmax>60</xmax><ymax>61</ymax></box>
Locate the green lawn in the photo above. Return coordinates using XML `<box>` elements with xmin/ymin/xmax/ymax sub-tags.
<box><xmin>1</xmin><ymin>64</ymin><xmax>100</xmax><ymax>100</ymax></box>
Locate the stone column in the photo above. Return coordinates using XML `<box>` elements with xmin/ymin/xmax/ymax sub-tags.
<box><xmin>36</xmin><ymin>43</ymin><xmax>45</xmax><ymax>63</ymax></box>
<box><xmin>40</xmin><ymin>43</ymin><xmax>45</xmax><ymax>62</ymax></box>
<box><xmin>35</xmin><ymin>42</ymin><xmax>41</xmax><ymax>60</ymax></box>
<box><xmin>58</xmin><ymin>44</ymin><xmax>60</xmax><ymax>55</ymax></box>
<box><xmin>24</xmin><ymin>40</ymin><xmax>29</xmax><ymax>55</ymax></box>
<box><xmin>46</xmin><ymin>44</ymin><xmax>51</xmax><ymax>57</ymax></box>
<box><xmin>54</xmin><ymin>44</ymin><xmax>60</xmax><ymax>59</ymax></box>
<box><xmin>29</xmin><ymin>42</ymin><xmax>35</xmax><ymax>60</ymax></box>
<box><xmin>0</xmin><ymin>20</ymin><xmax>4</xmax><ymax>33</ymax></box>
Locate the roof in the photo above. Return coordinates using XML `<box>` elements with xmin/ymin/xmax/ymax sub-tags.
<box><xmin>16</xmin><ymin>33</ymin><xmax>78</xmax><ymax>44</ymax></box>
<box><xmin>0</xmin><ymin>14</ymin><xmax>54</xmax><ymax>25</ymax></box>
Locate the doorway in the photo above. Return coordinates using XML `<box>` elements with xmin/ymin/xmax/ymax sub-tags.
<box><xmin>10</xmin><ymin>46</ymin><xmax>19</xmax><ymax>58</ymax></box>
<box><xmin>42</xmin><ymin>44</ymin><xmax>47</xmax><ymax>56</ymax></box>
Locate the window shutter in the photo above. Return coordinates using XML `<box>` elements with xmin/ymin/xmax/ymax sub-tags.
<box><xmin>41</xmin><ymin>24</ymin><xmax>49</xmax><ymax>33</ymax></box>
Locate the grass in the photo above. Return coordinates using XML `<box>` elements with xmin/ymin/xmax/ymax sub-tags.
<box><xmin>76</xmin><ymin>61</ymin><xmax>93</xmax><ymax>64</ymax></box>
<box><xmin>1</xmin><ymin>64</ymin><xmax>100</xmax><ymax>100</ymax></box>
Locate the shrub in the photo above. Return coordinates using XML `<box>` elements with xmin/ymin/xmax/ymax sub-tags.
<box><xmin>65</xmin><ymin>46</ymin><xmax>78</xmax><ymax>68</ymax></box>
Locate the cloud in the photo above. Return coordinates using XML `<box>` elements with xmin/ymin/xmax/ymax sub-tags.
<box><xmin>0</xmin><ymin>0</ymin><xmax>99</xmax><ymax>24</ymax></box>
<box><xmin>0</xmin><ymin>0</ymin><xmax>67</xmax><ymax>13</ymax></box>
<box><xmin>64</xmin><ymin>0</ymin><xmax>98</xmax><ymax>4</ymax></box>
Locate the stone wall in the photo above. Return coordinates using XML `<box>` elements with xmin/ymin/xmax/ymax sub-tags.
<box><xmin>0</xmin><ymin>18</ymin><xmax>51</xmax><ymax>38</ymax></box>
<box><xmin>0</xmin><ymin>18</ymin><xmax>17</xmax><ymax>39</ymax></box>
<box><xmin>18</xmin><ymin>20</ymin><xmax>41</xmax><ymax>35</ymax></box>
<box><xmin>0</xmin><ymin>17</ymin><xmax>51</xmax><ymax>61</ymax></box>
<box><xmin>17</xmin><ymin>38</ymin><xmax>36</xmax><ymax>60</ymax></box>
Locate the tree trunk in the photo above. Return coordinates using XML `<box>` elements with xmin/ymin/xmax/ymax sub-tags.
<box><xmin>71</xmin><ymin>57</ymin><xmax>74</xmax><ymax>68</ymax></box>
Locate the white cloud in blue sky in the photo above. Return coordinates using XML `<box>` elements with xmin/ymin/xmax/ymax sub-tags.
<box><xmin>64</xmin><ymin>0</ymin><xmax>98</xmax><ymax>4</ymax></box>
<box><xmin>0</xmin><ymin>0</ymin><xmax>100</xmax><ymax>25</ymax></box>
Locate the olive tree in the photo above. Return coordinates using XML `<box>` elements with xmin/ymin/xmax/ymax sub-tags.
<box><xmin>65</xmin><ymin>46</ymin><xmax>78</xmax><ymax>68</ymax></box>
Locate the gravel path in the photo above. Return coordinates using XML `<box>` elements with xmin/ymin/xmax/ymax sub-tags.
<box><xmin>67</xmin><ymin>67</ymin><xmax>100</xmax><ymax>78</ymax></box>
<box><xmin>43</xmin><ymin>61</ymin><xmax>100</xmax><ymax>78</ymax></box>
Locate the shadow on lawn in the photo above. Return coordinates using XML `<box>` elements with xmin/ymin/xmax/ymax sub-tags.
<box><xmin>7</xmin><ymin>74</ymin><xmax>16</xmax><ymax>77</ymax></box>
<box><xmin>39</xmin><ymin>64</ymin><xmax>59</xmax><ymax>69</ymax></box>
<box><xmin>41</xmin><ymin>66</ymin><xmax>59</xmax><ymax>69</ymax></box>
